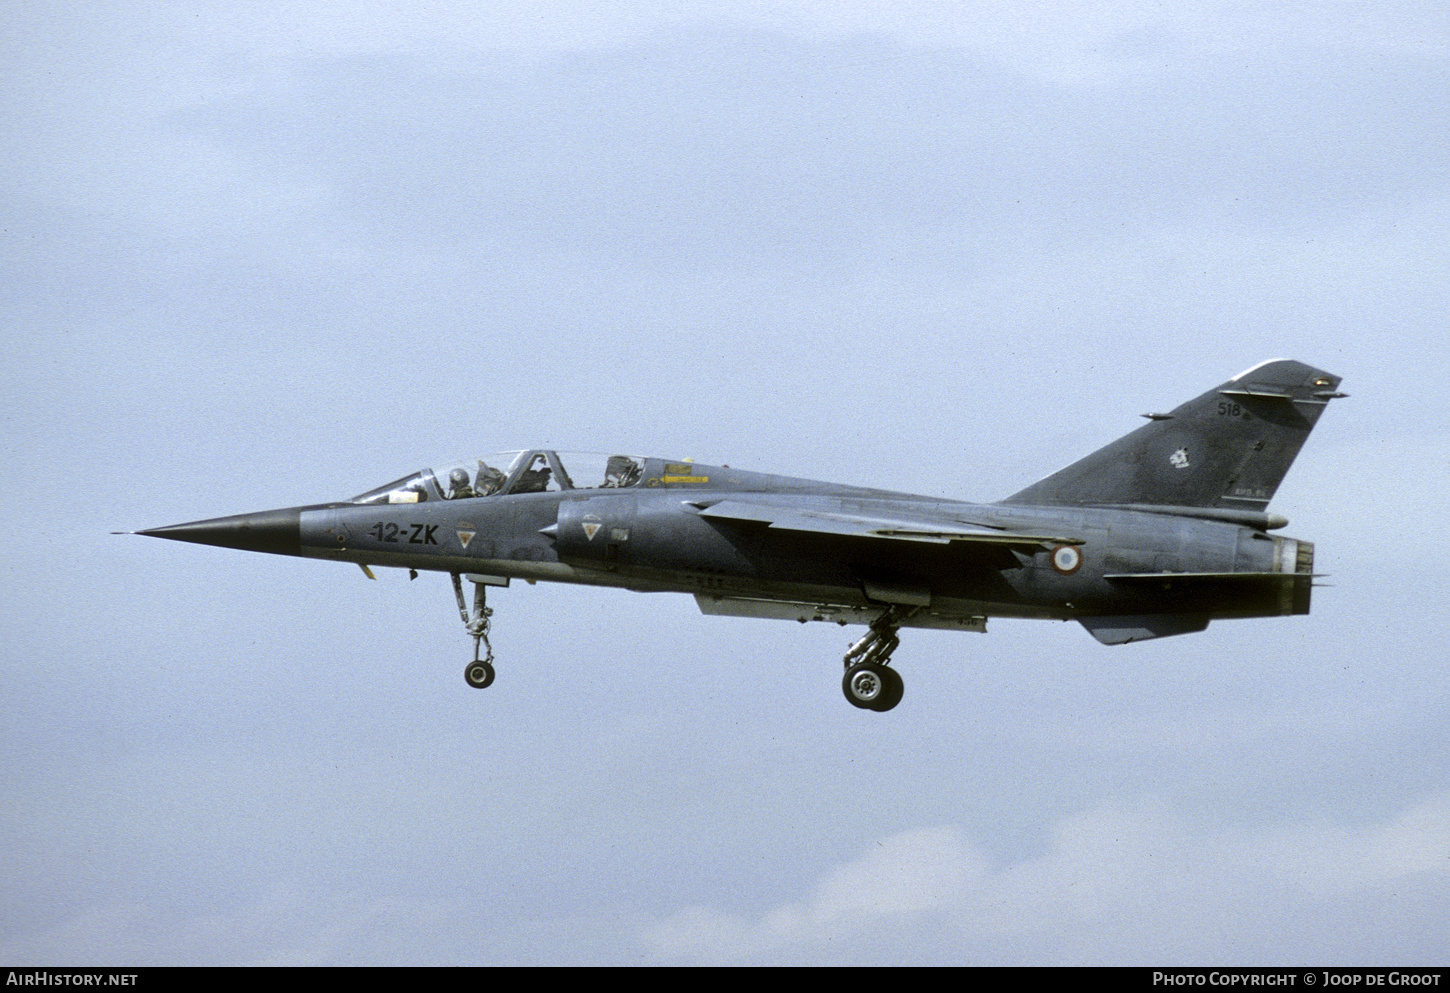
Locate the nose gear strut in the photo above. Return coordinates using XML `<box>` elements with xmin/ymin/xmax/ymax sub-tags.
<box><xmin>841</xmin><ymin>605</ymin><xmax>916</xmax><ymax>712</ymax></box>
<box><xmin>452</xmin><ymin>572</ymin><xmax>496</xmax><ymax>688</ymax></box>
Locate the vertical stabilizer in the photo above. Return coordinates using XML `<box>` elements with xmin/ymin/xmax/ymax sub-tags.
<box><xmin>1002</xmin><ymin>359</ymin><xmax>1344</xmax><ymax>510</ymax></box>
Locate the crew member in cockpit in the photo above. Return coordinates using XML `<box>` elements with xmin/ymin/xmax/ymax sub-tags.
<box><xmin>447</xmin><ymin>468</ymin><xmax>476</xmax><ymax>499</ymax></box>
<box><xmin>475</xmin><ymin>463</ymin><xmax>506</xmax><ymax>495</ymax></box>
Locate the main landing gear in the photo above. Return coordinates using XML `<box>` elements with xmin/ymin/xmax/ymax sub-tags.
<box><xmin>841</xmin><ymin>606</ymin><xmax>915</xmax><ymax>712</ymax></box>
<box><xmin>452</xmin><ymin>573</ymin><xmax>496</xmax><ymax>689</ymax></box>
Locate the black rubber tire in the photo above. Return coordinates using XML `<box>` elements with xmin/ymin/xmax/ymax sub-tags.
<box><xmin>843</xmin><ymin>663</ymin><xmax>885</xmax><ymax>709</ymax></box>
<box><xmin>464</xmin><ymin>660</ymin><xmax>496</xmax><ymax>689</ymax></box>
<box><xmin>873</xmin><ymin>665</ymin><xmax>904</xmax><ymax>712</ymax></box>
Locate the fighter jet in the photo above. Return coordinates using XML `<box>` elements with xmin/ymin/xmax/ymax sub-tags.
<box><xmin>132</xmin><ymin>359</ymin><xmax>1344</xmax><ymax>712</ymax></box>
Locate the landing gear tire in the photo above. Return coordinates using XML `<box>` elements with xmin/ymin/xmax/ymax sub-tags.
<box><xmin>464</xmin><ymin>659</ymin><xmax>496</xmax><ymax>689</ymax></box>
<box><xmin>876</xmin><ymin>665</ymin><xmax>904</xmax><ymax>711</ymax></box>
<box><xmin>843</xmin><ymin>663</ymin><xmax>903</xmax><ymax>712</ymax></box>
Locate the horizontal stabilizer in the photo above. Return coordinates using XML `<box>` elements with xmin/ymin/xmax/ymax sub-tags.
<box><xmin>1103</xmin><ymin>571</ymin><xmax>1323</xmax><ymax>582</ymax></box>
<box><xmin>1104</xmin><ymin>566</ymin><xmax>1316</xmax><ymax>617</ymax></box>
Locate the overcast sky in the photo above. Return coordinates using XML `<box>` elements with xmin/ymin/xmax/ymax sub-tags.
<box><xmin>4</xmin><ymin>1</ymin><xmax>1449</xmax><ymax>965</ymax></box>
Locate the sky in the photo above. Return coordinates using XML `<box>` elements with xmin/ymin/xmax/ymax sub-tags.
<box><xmin>3</xmin><ymin>0</ymin><xmax>1449</xmax><ymax>966</ymax></box>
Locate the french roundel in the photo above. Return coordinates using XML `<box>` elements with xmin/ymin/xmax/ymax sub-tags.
<box><xmin>1051</xmin><ymin>545</ymin><xmax>1082</xmax><ymax>574</ymax></box>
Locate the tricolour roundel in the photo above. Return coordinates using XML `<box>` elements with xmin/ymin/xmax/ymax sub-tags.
<box><xmin>1051</xmin><ymin>544</ymin><xmax>1083</xmax><ymax>574</ymax></box>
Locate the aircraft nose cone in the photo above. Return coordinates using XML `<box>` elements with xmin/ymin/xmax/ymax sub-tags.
<box><xmin>138</xmin><ymin>507</ymin><xmax>302</xmax><ymax>556</ymax></box>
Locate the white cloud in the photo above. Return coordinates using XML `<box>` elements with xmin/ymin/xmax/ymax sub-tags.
<box><xmin>12</xmin><ymin>797</ymin><xmax>1446</xmax><ymax>964</ymax></box>
<box><xmin>639</xmin><ymin>826</ymin><xmax>988</xmax><ymax>963</ymax></box>
<box><xmin>641</xmin><ymin>793</ymin><xmax>1450</xmax><ymax>964</ymax></box>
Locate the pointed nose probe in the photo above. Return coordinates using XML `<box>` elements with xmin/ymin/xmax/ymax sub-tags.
<box><xmin>135</xmin><ymin>507</ymin><xmax>303</xmax><ymax>556</ymax></box>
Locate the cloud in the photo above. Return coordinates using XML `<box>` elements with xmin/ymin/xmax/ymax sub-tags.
<box><xmin>638</xmin><ymin>826</ymin><xmax>988</xmax><ymax>963</ymax></box>
<box><xmin>11</xmin><ymin>796</ymin><xmax>1445</xmax><ymax>964</ymax></box>
<box><xmin>640</xmin><ymin>792</ymin><xmax>1450</xmax><ymax>964</ymax></box>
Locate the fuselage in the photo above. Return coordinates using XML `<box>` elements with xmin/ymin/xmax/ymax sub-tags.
<box><xmin>134</xmin><ymin>357</ymin><xmax>1343</xmax><ymax>708</ymax></box>
<box><xmin>264</xmin><ymin>453</ymin><xmax>1311</xmax><ymax>630</ymax></box>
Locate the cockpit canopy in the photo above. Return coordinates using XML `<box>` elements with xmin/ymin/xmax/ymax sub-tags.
<box><xmin>350</xmin><ymin>451</ymin><xmax>645</xmax><ymax>505</ymax></box>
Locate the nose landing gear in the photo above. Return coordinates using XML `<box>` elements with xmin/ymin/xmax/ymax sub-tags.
<box><xmin>452</xmin><ymin>572</ymin><xmax>496</xmax><ymax>689</ymax></box>
<box><xmin>464</xmin><ymin>658</ymin><xmax>495</xmax><ymax>689</ymax></box>
<box><xmin>841</xmin><ymin>606</ymin><xmax>915</xmax><ymax>712</ymax></box>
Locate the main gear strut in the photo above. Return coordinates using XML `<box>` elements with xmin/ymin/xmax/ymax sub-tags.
<box><xmin>841</xmin><ymin>605</ymin><xmax>917</xmax><ymax>712</ymax></box>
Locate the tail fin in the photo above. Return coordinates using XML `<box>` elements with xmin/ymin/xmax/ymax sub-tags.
<box><xmin>1002</xmin><ymin>359</ymin><xmax>1345</xmax><ymax>511</ymax></box>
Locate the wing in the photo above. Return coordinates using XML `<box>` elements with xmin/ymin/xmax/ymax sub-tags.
<box><xmin>695</xmin><ymin>593</ymin><xmax>990</xmax><ymax>630</ymax></box>
<box><xmin>695</xmin><ymin>499</ymin><xmax>1079</xmax><ymax>549</ymax></box>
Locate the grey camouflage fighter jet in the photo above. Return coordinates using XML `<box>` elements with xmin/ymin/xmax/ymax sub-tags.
<box><xmin>133</xmin><ymin>359</ymin><xmax>1344</xmax><ymax>712</ymax></box>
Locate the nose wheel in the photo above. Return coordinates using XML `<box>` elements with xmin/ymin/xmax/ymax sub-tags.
<box><xmin>464</xmin><ymin>659</ymin><xmax>495</xmax><ymax>689</ymax></box>
<box><xmin>452</xmin><ymin>572</ymin><xmax>497</xmax><ymax>689</ymax></box>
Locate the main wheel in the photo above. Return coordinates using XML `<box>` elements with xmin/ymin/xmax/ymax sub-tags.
<box><xmin>842</xmin><ymin>663</ymin><xmax>904</xmax><ymax>712</ymax></box>
<box><xmin>464</xmin><ymin>659</ymin><xmax>496</xmax><ymax>689</ymax></box>
<box><xmin>875</xmin><ymin>665</ymin><xmax>904</xmax><ymax>712</ymax></box>
<box><xmin>844</xmin><ymin>663</ymin><xmax>885</xmax><ymax>709</ymax></box>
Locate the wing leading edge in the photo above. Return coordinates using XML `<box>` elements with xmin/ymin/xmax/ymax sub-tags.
<box><xmin>695</xmin><ymin>499</ymin><xmax>1079</xmax><ymax>549</ymax></box>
